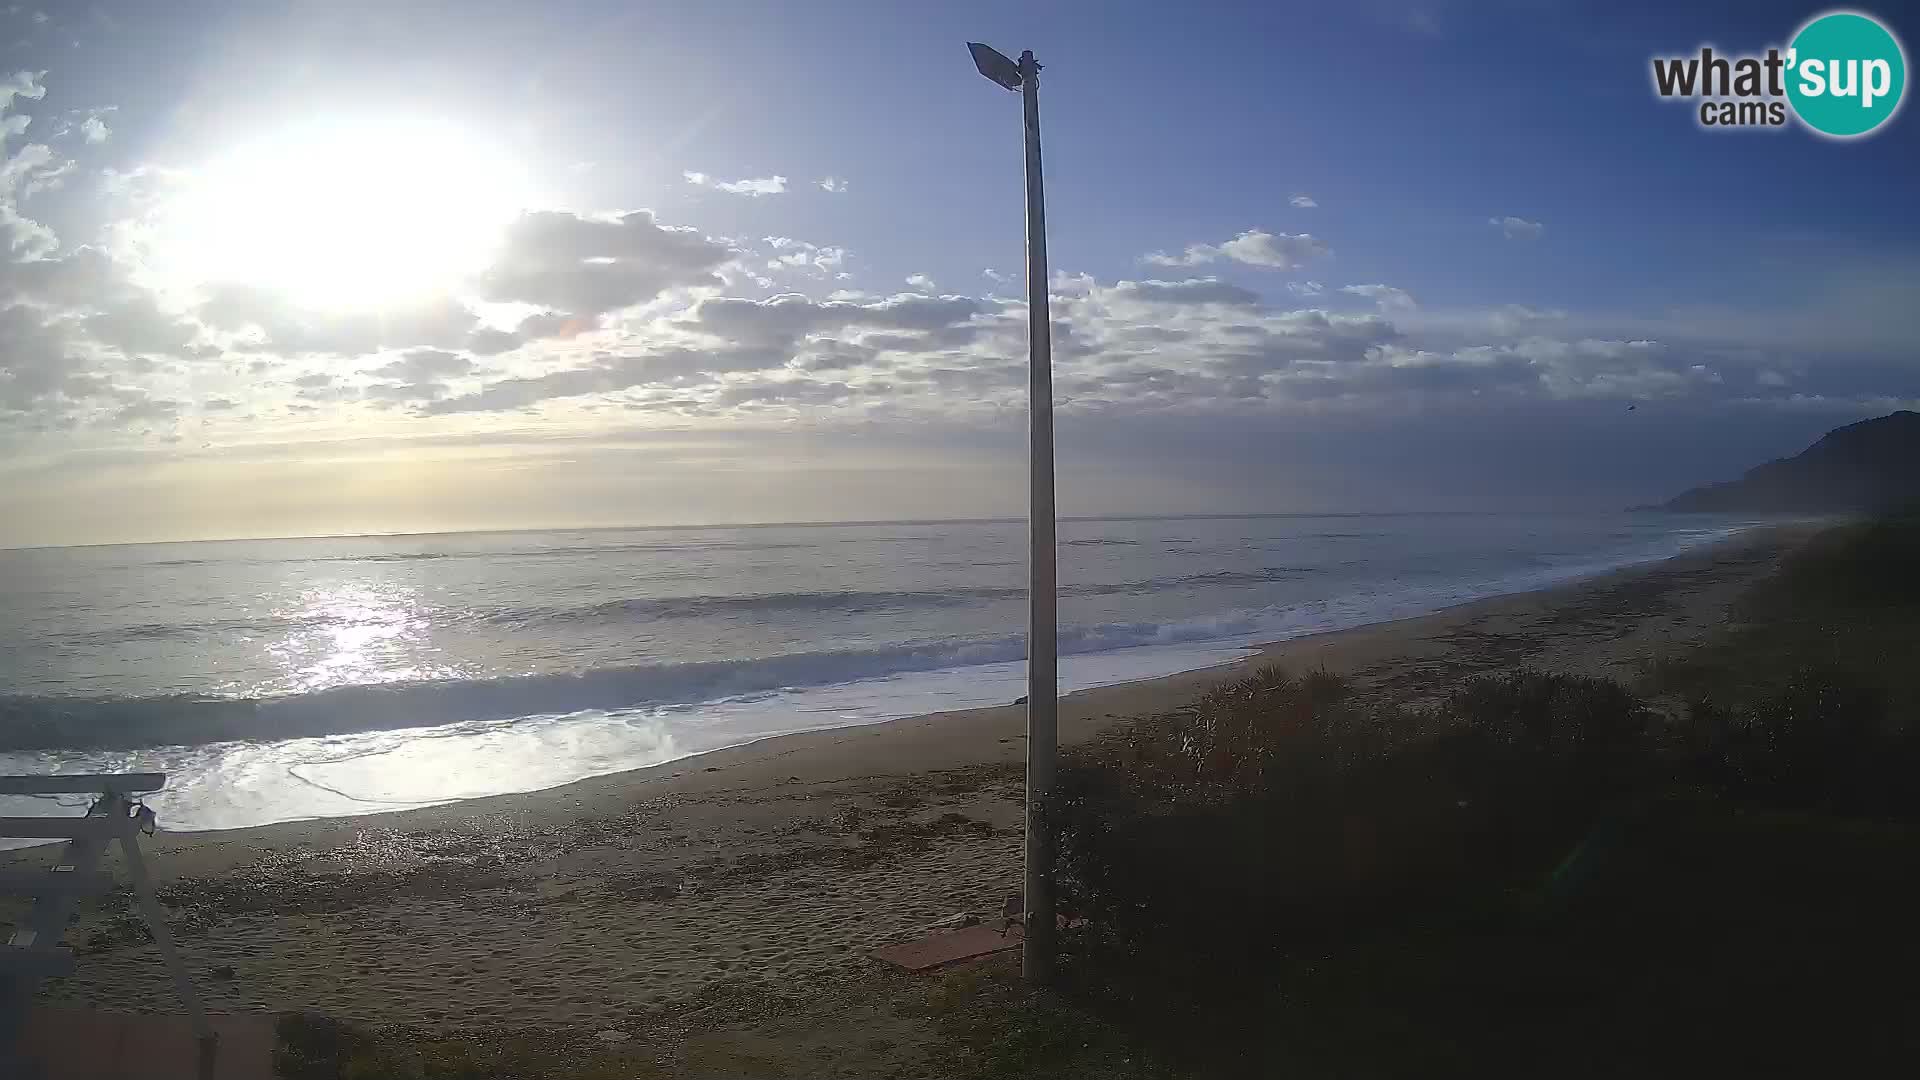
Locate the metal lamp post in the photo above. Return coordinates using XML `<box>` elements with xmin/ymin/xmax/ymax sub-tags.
<box><xmin>968</xmin><ymin>41</ymin><xmax>1057</xmax><ymax>985</ymax></box>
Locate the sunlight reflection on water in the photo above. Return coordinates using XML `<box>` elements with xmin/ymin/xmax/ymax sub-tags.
<box><xmin>265</xmin><ymin>579</ymin><xmax>463</xmax><ymax>694</ymax></box>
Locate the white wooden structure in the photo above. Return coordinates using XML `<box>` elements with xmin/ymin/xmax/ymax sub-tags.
<box><xmin>0</xmin><ymin>774</ymin><xmax>213</xmax><ymax>1072</ymax></box>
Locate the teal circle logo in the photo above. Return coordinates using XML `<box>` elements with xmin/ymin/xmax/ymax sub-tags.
<box><xmin>1786</xmin><ymin>11</ymin><xmax>1907</xmax><ymax>137</ymax></box>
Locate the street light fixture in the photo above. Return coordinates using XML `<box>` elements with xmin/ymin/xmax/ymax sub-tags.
<box><xmin>967</xmin><ymin>41</ymin><xmax>1057</xmax><ymax>986</ymax></box>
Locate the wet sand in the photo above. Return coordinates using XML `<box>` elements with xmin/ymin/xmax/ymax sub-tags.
<box><xmin>4</xmin><ymin>528</ymin><xmax>1798</xmax><ymax>1027</ymax></box>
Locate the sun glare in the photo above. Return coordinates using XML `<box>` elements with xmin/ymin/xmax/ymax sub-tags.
<box><xmin>154</xmin><ymin>116</ymin><xmax>530</xmax><ymax>310</ymax></box>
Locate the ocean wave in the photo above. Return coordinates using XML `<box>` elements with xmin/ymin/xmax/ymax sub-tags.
<box><xmin>477</xmin><ymin>586</ymin><xmax>1024</xmax><ymax>625</ymax></box>
<box><xmin>47</xmin><ymin>568</ymin><xmax>1322</xmax><ymax>645</ymax></box>
<box><xmin>0</xmin><ymin>606</ymin><xmax>1288</xmax><ymax>752</ymax></box>
<box><xmin>493</xmin><ymin>570</ymin><xmax>1313</xmax><ymax>623</ymax></box>
<box><xmin>0</xmin><ymin>524</ymin><xmax>1747</xmax><ymax>754</ymax></box>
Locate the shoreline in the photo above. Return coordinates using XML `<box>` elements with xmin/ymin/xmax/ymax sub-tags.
<box><xmin>13</xmin><ymin>526</ymin><xmax>1788</xmax><ymax>855</ymax></box>
<box><xmin>1</xmin><ymin>523</ymin><xmax>1767</xmax><ymax>837</ymax></box>
<box><xmin>200</xmin><ymin>524</ymin><xmax>1797</xmax><ymax>836</ymax></box>
<box><xmin>3</xmin><ymin>525</ymin><xmax>1804</xmax><ymax>1025</ymax></box>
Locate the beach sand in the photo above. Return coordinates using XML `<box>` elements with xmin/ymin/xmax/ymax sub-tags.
<box><xmin>5</xmin><ymin>529</ymin><xmax>1797</xmax><ymax>1030</ymax></box>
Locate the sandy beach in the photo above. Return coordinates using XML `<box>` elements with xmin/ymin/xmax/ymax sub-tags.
<box><xmin>5</xmin><ymin>529</ymin><xmax>1796</xmax><ymax>1029</ymax></box>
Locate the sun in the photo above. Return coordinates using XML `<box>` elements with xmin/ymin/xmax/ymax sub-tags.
<box><xmin>153</xmin><ymin>115</ymin><xmax>530</xmax><ymax>310</ymax></box>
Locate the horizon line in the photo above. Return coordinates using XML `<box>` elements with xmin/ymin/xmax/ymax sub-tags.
<box><xmin>0</xmin><ymin>507</ymin><xmax>1701</xmax><ymax>554</ymax></box>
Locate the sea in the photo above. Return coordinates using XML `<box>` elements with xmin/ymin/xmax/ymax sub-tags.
<box><xmin>0</xmin><ymin>513</ymin><xmax>1756</xmax><ymax>835</ymax></box>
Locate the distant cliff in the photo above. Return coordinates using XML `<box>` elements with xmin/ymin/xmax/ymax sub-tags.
<box><xmin>1662</xmin><ymin>411</ymin><xmax>1920</xmax><ymax>513</ymax></box>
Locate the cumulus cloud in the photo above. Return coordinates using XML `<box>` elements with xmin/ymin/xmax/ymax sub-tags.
<box><xmin>0</xmin><ymin>81</ymin><xmax>69</xmax><ymax>260</ymax></box>
<box><xmin>373</xmin><ymin>348</ymin><xmax>475</xmax><ymax>383</ymax></box>
<box><xmin>478</xmin><ymin>210</ymin><xmax>732</xmax><ymax>320</ymax></box>
<box><xmin>1105</xmin><ymin>278</ymin><xmax>1262</xmax><ymax>307</ymax></box>
<box><xmin>1341</xmin><ymin>284</ymin><xmax>1416</xmax><ymax>311</ymax></box>
<box><xmin>0</xmin><ymin>70</ymin><xmax>45</xmax><ymax>112</ymax></box>
<box><xmin>422</xmin><ymin>292</ymin><xmax>1000</xmax><ymax>415</ymax></box>
<box><xmin>0</xmin><ymin>85</ymin><xmax>214</xmax><ymax>438</ymax></box>
<box><xmin>817</xmin><ymin>177</ymin><xmax>848</xmax><ymax>193</ymax></box>
<box><xmin>685</xmin><ymin>171</ymin><xmax>788</xmax><ymax>196</ymax></box>
<box><xmin>1491</xmin><ymin>215</ymin><xmax>1545</xmax><ymax>240</ymax></box>
<box><xmin>1144</xmin><ymin>229</ymin><xmax>1328</xmax><ymax>271</ymax></box>
<box><xmin>679</xmin><ymin>292</ymin><xmax>990</xmax><ymax>346</ymax></box>
<box><xmin>764</xmin><ymin>236</ymin><xmax>849</xmax><ymax>277</ymax></box>
<box><xmin>1</xmin><ymin>63</ymin><xmax>1908</xmax><ymax>495</ymax></box>
<box><xmin>0</xmin><ymin>204</ymin><xmax>733</xmax><ymax>427</ymax></box>
<box><xmin>79</xmin><ymin>114</ymin><xmax>109</xmax><ymax>143</ymax></box>
<box><xmin>1290</xmin><ymin>194</ymin><xmax>1317</xmax><ymax>208</ymax></box>
<box><xmin>362</xmin><ymin>353</ymin><xmax>477</xmax><ymax>407</ymax></box>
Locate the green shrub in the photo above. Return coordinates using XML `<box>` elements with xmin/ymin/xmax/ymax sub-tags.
<box><xmin>1683</xmin><ymin>667</ymin><xmax>1918</xmax><ymax>817</ymax></box>
<box><xmin>1052</xmin><ymin>667</ymin><xmax>1663</xmax><ymax>996</ymax></box>
<box><xmin>1446</xmin><ymin>668</ymin><xmax>1651</xmax><ymax>769</ymax></box>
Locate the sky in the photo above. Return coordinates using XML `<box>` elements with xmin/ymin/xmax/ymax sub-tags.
<box><xmin>0</xmin><ymin>0</ymin><xmax>1915</xmax><ymax>547</ymax></box>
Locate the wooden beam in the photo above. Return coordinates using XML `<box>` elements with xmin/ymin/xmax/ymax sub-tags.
<box><xmin>0</xmin><ymin>867</ymin><xmax>115</xmax><ymax>897</ymax></box>
<box><xmin>0</xmin><ymin>817</ymin><xmax>131</xmax><ymax>841</ymax></box>
<box><xmin>0</xmin><ymin>774</ymin><xmax>166</xmax><ymax>796</ymax></box>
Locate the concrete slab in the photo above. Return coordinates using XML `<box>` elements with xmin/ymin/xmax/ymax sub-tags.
<box><xmin>871</xmin><ymin>923</ymin><xmax>1022</xmax><ymax>972</ymax></box>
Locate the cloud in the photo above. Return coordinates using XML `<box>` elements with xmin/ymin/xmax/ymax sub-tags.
<box><xmin>1488</xmin><ymin>304</ymin><xmax>1566</xmax><ymax>335</ymax></box>
<box><xmin>817</xmin><ymin>177</ymin><xmax>848</xmax><ymax>193</ymax></box>
<box><xmin>1</xmin><ymin>53</ymin><xmax>1910</xmax><ymax>520</ymax></box>
<box><xmin>467</xmin><ymin>327</ymin><xmax>525</xmax><ymax>356</ymax></box>
<box><xmin>424</xmin><ymin>292</ymin><xmax>999</xmax><ymax>415</ymax></box>
<box><xmin>1144</xmin><ymin>229</ymin><xmax>1328</xmax><ymax>271</ymax></box>
<box><xmin>685</xmin><ymin>171</ymin><xmax>787</xmax><ymax>197</ymax></box>
<box><xmin>198</xmin><ymin>286</ymin><xmax>482</xmax><ymax>355</ymax></box>
<box><xmin>373</xmin><ymin>348</ymin><xmax>475</xmax><ymax>383</ymax></box>
<box><xmin>363</xmin><ymin>381</ymin><xmax>454</xmax><ymax>406</ymax></box>
<box><xmin>111</xmin><ymin>397</ymin><xmax>179</xmax><ymax>426</ymax></box>
<box><xmin>1290</xmin><ymin>194</ymin><xmax>1317</xmax><ymax>208</ymax></box>
<box><xmin>1341</xmin><ymin>284</ymin><xmax>1416</xmax><ymax>311</ymax></box>
<box><xmin>418</xmin><ymin>354</ymin><xmax>668</xmax><ymax>415</ymax></box>
<box><xmin>764</xmin><ymin>237</ymin><xmax>849</xmax><ymax>276</ymax></box>
<box><xmin>1490</xmin><ymin>215</ymin><xmax>1544</xmax><ymax>240</ymax></box>
<box><xmin>478</xmin><ymin>210</ymin><xmax>733</xmax><ymax>320</ymax></box>
<box><xmin>1105</xmin><ymin>278</ymin><xmax>1262</xmax><ymax>307</ymax></box>
<box><xmin>360</xmin><ymin>354</ymin><xmax>477</xmax><ymax>407</ymax></box>
<box><xmin>0</xmin><ymin>81</ymin><xmax>70</xmax><ymax>260</ymax></box>
<box><xmin>84</xmin><ymin>294</ymin><xmax>201</xmax><ymax>357</ymax></box>
<box><xmin>79</xmin><ymin>114</ymin><xmax>108</xmax><ymax>143</ymax></box>
<box><xmin>0</xmin><ymin>70</ymin><xmax>45</xmax><ymax>113</ymax></box>
<box><xmin>680</xmin><ymin>292</ymin><xmax>990</xmax><ymax>345</ymax></box>
<box><xmin>5</xmin><ymin>140</ymin><xmax>76</xmax><ymax>198</ymax></box>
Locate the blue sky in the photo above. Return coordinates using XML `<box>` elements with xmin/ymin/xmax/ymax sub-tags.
<box><xmin>0</xmin><ymin>1</ymin><xmax>1915</xmax><ymax>544</ymax></box>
